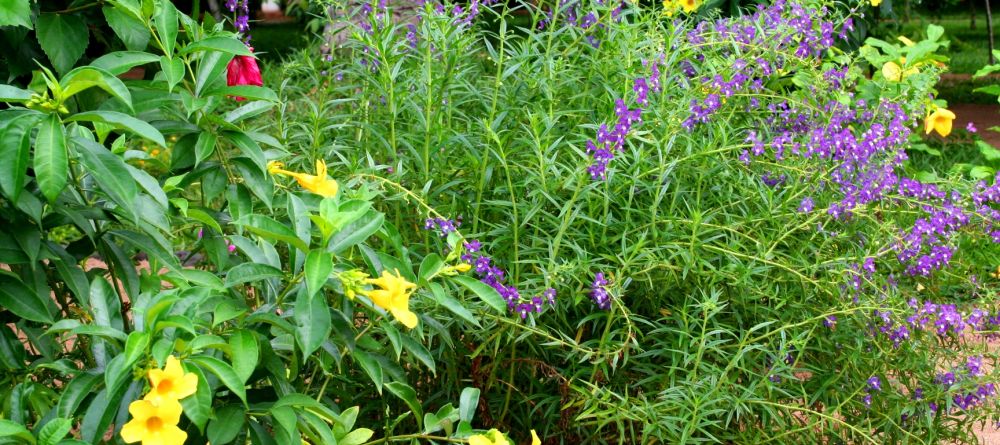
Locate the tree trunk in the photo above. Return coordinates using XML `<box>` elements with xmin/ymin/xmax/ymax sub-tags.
<box><xmin>971</xmin><ymin>0</ymin><xmax>977</xmax><ymax>29</ymax></box>
<box><xmin>988</xmin><ymin>0</ymin><xmax>996</xmax><ymax>64</ymax></box>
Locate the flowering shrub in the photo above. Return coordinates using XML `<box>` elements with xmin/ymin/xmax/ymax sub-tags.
<box><xmin>2</xmin><ymin>0</ymin><xmax>1000</xmax><ymax>444</ymax></box>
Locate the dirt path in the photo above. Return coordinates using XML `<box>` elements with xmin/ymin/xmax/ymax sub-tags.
<box><xmin>950</xmin><ymin>103</ymin><xmax>1000</xmax><ymax>148</ymax></box>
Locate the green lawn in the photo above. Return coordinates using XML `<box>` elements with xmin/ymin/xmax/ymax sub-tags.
<box><xmin>251</xmin><ymin>22</ymin><xmax>312</xmax><ymax>61</ymax></box>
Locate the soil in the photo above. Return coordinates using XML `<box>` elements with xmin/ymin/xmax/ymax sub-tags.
<box><xmin>950</xmin><ymin>103</ymin><xmax>1000</xmax><ymax>148</ymax></box>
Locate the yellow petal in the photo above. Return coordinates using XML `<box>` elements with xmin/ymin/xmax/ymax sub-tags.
<box><xmin>897</xmin><ymin>36</ymin><xmax>916</xmax><ymax>47</ymax></box>
<box><xmin>881</xmin><ymin>61</ymin><xmax>901</xmax><ymax>82</ymax></box>
<box><xmin>127</xmin><ymin>399</ymin><xmax>156</xmax><ymax>421</ymax></box>
<box><xmin>158</xmin><ymin>424</ymin><xmax>189</xmax><ymax>445</ymax></box>
<box><xmin>176</xmin><ymin>372</ymin><xmax>199</xmax><ymax>400</ymax></box>
<box><xmin>870</xmin><ymin>0</ymin><xmax>882</xmax><ymax>6</ymax></box>
<box><xmin>119</xmin><ymin>418</ymin><xmax>147</xmax><ymax>443</ymax></box>
<box><xmin>531</xmin><ymin>430</ymin><xmax>541</xmax><ymax>445</ymax></box>
<box><xmin>315</xmin><ymin>160</ymin><xmax>327</xmax><ymax>177</ymax></box>
<box><xmin>934</xmin><ymin>116</ymin><xmax>953</xmax><ymax>137</ymax></box>
<box><xmin>468</xmin><ymin>435</ymin><xmax>492</xmax><ymax>445</ymax></box>
<box><xmin>924</xmin><ymin>114</ymin><xmax>935</xmax><ymax>135</ymax></box>
<box><xmin>156</xmin><ymin>399</ymin><xmax>184</xmax><ymax>425</ymax></box>
<box><xmin>391</xmin><ymin>307</ymin><xmax>418</xmax><ymax>329</ymax></box>
<box><xmin>163</xmin><ymin>356</ymin><xmax>184</xmax><ymax>381</ymax></box>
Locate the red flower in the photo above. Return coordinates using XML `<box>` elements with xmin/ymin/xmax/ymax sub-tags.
<box><xmin>226</xmin><ymin>47</ymin><xmax>262</xmax><ymax>101</ymax></box>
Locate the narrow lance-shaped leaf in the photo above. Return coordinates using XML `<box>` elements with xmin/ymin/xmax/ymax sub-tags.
<box><xmin>34</xmin><ymin>114</ymin><xmax>68</xmax><ymax>202</ymax></box>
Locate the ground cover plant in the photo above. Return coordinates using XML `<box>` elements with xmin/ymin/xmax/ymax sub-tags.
<box><xmin>3</xmin><ymin>0</ymin><xmax>1000</xmax><ymax>444</ymax></box>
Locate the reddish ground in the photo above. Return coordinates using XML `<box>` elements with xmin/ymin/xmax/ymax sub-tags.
<box><xmin>951</xmin><ymin>103</ymin><xmax>1000</xmax><ymax>148</ymax></box>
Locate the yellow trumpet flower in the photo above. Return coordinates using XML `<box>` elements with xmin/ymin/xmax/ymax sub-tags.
<box><xmin>120</xmin><ymin>399</ymin><xmax>187</xmax><ymax>445</ymax></box>
<box><xmin>531</xmin><ymin>430</ymin><xmax>541</xmax><ymax>445</ymax></box>
<box><xmin>882</xmin><ymin>60</ymin><xmax>919</xmax><ymax>82</ymax></box>
<box><xmin>679</xmin><ymin>0</ymin><xmax>700</xmax><ymax>13</ymax></box>
<box><xmin>363</xmin><ymin>269</ymin><xmax>419</xmax><ymax>329</ymax></box>
<box><xmin>468</xmin><ymin>429</ymin><xmax>510</xmax><ymax>445</ymax></box>
<box><xmin>871</xmin><ymin>0</ymin><xmax>882</xmax><ymax>6</ymax></box>
<box><xmin>145</xmin><ymin>355</ymin><xmax>198</xmax><ymax>405</ymax></box>
<box><xmin>267</xmin><ymin>160</ymin><xmax>339</xmax><ymax>198</ymax></box>
<box><xmin>924</xmin><ymin>107</ymin><xmax>956</xmax><ymax>137</ymax></box>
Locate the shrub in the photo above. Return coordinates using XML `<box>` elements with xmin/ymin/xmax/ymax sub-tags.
<box><xmin>0</xmin><ymin>0</ymin><xmax>999</xmax><ymax>444</ymax></box>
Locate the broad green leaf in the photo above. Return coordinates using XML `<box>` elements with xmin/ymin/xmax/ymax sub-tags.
<box><xmin>37</xmin><ymin>14</ymin><xmax>89</xmax><ymax>74</ymax></box>
<box><xmin>207</xmin><ymin>405</ymin><xmax>246</xmax><ymax>445</ymax></box>
<box><xmin>223</xmin><ymin>130</ymin><xmax>267</xmax><ymax>173</ymax></box>
<box><xmin>38</xmin><ymin>417</ymin><xmax>72</xmax><ymax>445</ymax></box>
<box><xmin>0</xmin><ymin>419</ymin><xmax>35</xmax><ymax>444</ymax></box>
<box><xmin>207</xmin><ymin>85</ymin><xmax>278</xmax><ymax>102</ymax></box>
<box><xmin>159</xmin><ymin>55</ymin><xmax>185</xmax><ymax>92</ymax></box>
<box><xmin>304</xmin><ymin>250</ymin><xmax>333</xmax><ymax>297</ymax></box>
<box><xmin>452</xmin><ymin>275</ymin><xmax>505</xmax><ymax>313</ymax></box>
<box><xmin>401</xmin><ymin>335</ymin><xmax>435</xmax><ymax>374</ymax></box>
<box><xmin>180</xmin><ymin>365</ymin><xmax>211</xmax><ymax>433</ymax></box>
<box><xmin>164</xmin><ymin>268</ymin><xmax>224</xmax><ymax>289</ymax></box>
<box><xmin>57</xmin><ymin>372</ymin><xmax>101</xmax><ymax>417</ymax></box>
<box><xmin>111</xmin><ymin>230</ymin><xmax>181</xmax><ymax>273</ymax></box>
<box><xmin>60</xmin><ymin>66</ymin><xmax>133</xmax><ymax>108</ymax></box>
<box><xmin>229</xmin><ymin>329</ymin><xmax>259</xmax><ymax>384</ymax></box>
<box><xmin>0</xmin><ymin>0</ymin><xmax>32</xmax><ymax>29</ymax></box>
<box><xmin>190</xmin><ymin>355</ymin><xmax>248</xmax><ymax>406</ymax></box>
<box><xmin>240</xmin><ymin>215</ymin><xmax>309</xmax><ymax>252</ymax></box>
<box><xmin>90</xmin><ymin>51</ymin><xmax>159</xmax><ymax>76</ymax></box>
<box><xmin>103</xmin><ymin>354</ymin><xmax>130</xmax><ymax>400</ymax></box>
<box><xmin>352</xmin><ymin>349</ymin><xmax>383</xmax><ymax>394</ymax></box>
<box><xmin>182</xmin><ymin>36</ymin><xmax>253</xmax><ymax>56</ymax></box>
<box><xmin>0</xmin><ymin>84</ymin><xmax>32</xmax><ymax>102</ymax></box>
<box><xmin>154</xmin><ymin>1</ymin><xmax>178</xmax><ymax>56</ymax></box>
<box><xmin>294</xmin><ymin>288</ymin><xmax>331</xmax><ymax>359</ymax></box>
<box><xmin>123</xmin><ymin>331</ymin><xmax>150</xmax><ymax>365</ymax></box>
<box><xmin>66</xmin><ymin>111</ymin><xmax>165</xmax><ymax>147</ymax></box>
<box><xmin>417</xmin><ymin>253</ymin><xmax>444</xmax><ymax>284</ymax></box>
<box><xmin>103</xmin><ymin>6</ymin><xmax>149</xmax><ymax>51</ymax></box>
<box><xmin>385</xmin><ymin>381</ymin><xmax>422</xmax><ymax>428</ymax></box>
<box><xmin>225</xmin><ymin>100</ymin><xmax>273</xmax><ymax>123</ymax></box>
<box><xmin>0</xmin><ymin>112</ymin><xmax>41</xmax><ymax>202</ymax></box>
<box><xmin>328</xmin><ymin>211</ymin><xmax>384</xmax><ymax>253</ymax></box>
<box><xmin>34</xmin><ymin>114</ymin><xmax>68</xmax><ymax>202</ymax></box>
<box><xmin>0</xmin><ymin>273</ymin><xmax>54</xmax><ymax>323</ymax></box>
<box><xmin>225</xmin><ymin>262</ymin><xmax>283</xmax><ymax>287</ymax></box>
<box><xmin>74</xmin><ymin>137</ymin><xmax>139</xmax><ymax>220</ymax></box>
<box><xmin>458</xmin><ymin>387</ymin><xmax>480</xmax><ymax>422</ymax></box>
<box><xmin>340</xmin><ymin>429</ymin><xmax>374</xmax><ymax>445</ymax></box>
<box><xmin>195</xmin><ymin>131</ymin><xmax>217</xmax><ymax>166</ymax></box>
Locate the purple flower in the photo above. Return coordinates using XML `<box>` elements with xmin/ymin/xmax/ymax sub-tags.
<box><xmin>867</xmin><ymin>376</ymin><xmax>882</xmax><ymax>392</ymax></box>
<box><xmin>590</xmin><ymin>272</ymin><xmax>612</xmax><ymax>309</ymax></box>
<box><xmin>967</xmin><ymin>122</ymin><xmax>978</xmax><ymax>133</ymax></box>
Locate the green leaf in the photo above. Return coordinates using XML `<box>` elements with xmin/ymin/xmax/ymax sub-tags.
<box><xmin>971</xmin><ymin>165</ymin><xmax>995</xmax><ymax>180</ymax></box>
<box><xmin>340</xmin><ymin>429</ymin><xmax>375</xmax><ymax>445</ymax></box>
<box><xmin>458</xmin><ymin>387</ymin><xmax>480</xmax><ymax>422</ymax></box>
<box><xmin>0</xmin><ymin>0</ymin><xmax>32</xmax><ymax>29</ymax></box>
<box><xmin>229</xmin><ymin>329</ymin><xmax>259</xmax><ymax>384</ymax></box>
<box><xmin>385</xmin><ymin>381</ymin><xmax>422</xmax><ymax>428</ymax></box>
<box><xmin>294</xmin><ymin>288</ymin><xmax>331</xmax><ymax>359</ymax></box>
<box><xmin>38</xmin><ymin>417</ymin><xmax>72</xmax><ymax>445</ymax></box>
<box><xmin>207</xmin><ymin>85</ymin><xmax>278</xmax><ymax>102</ymax></box>
<box><xmin>418</xmin><ymin>254</ymin><xmax>444</xmax><ymax>284</ymax></box>
<box><xmin>0</xmin><ymin>273</ymin><xmax>54</xmax><ymax>323</ymax></box>
<box><xmin>0</xmin><ymin>84</ymin><xmax>32</xmax><ymax>102</ymax></box>
<box><xmin>37</xmin><ymin>14</ymin><xmax>89</xmax><ymax>74</ymax></box>
<box><xmin>181</xmin><ymin>365</ymin><xmax>212</xmax><ymax>433</ymax></box>
<box><xmin>352</xmin><ymin>349</ymin><xmax>383</xmax><ymax>394</ymax></box>
<box><xmin>74</xmin><ymin>137</ymin><xmax>139</xmax><ymax>220</ymax></box>
<box><xmin>240</xmin><ymin>215</ymin><xmax>309</xmax><ymax>252</ymax></box>
<box><xmin>103</xmin><ymin>6</ymin><xmax>149</xmax><ymax>51</ymax></box>
<box><xmin>223</xmin><ymin>131</ymin><xmax>267</xmax><ymax>173</ymax></box>
<box><xmin>452</xmin><ymin>275</ymin><xmax>505</xmax><ymax>314</ymax></box>
<box><xmin>401</xmin><ymin>335</ymin><xmax>435</xmax><ymax>373</ymax></box>
<box><xmin>225</xmin><ymin>100</ymin><xmax>274</xmax><ymax>123</ymax></box>
<box><xmin>225</xmin><ymin>262</ymin><xmax>283</xmax><ymax>287</ymax></box>
<box><xmin>57</xmin><ymin>372</ymin><xmax>101</xmax><ymax>417</ymax></box>
<box><xmin>208</xmin><ymin>405</ymin><xmax>246</xmax><ymax>445</ymax></box>
<box><xmin>154</xmin><ymin>1</ymin><xmax>178</xmax><ymax>56</ymax></box>
<box><xmin>34</xmin><ymin>114</ymin><xmax>68</xmax><ymax>202</ymax></box>
<box><xmin>191</xmin><ymin>356</ymin><xmax>249</xmax><ymax>406</ymax></box>
<box><xmin>0</xmin><ymin>112</ymin><xmax>41</xmax><ymax>202</ymax></box>
<box><xmin>182</xmin><ymin>36</ymin><xmax>253</xmax><ymax>56</ymax></box>
<box><xmin>328</xmin><ymin>211</ymin><xmax>384</xmax><ymax>253</ymax></box>
<box><xmin>91</xmin><ymin>51</ymin><xmax>159</xmax><ymax>76</ymax></box>
<box><xmin>194</xmin><ymin>131</ymin><xmax>217</xmax><ymax>166</ymax></box>
<box><xmin>305</xmin><ymin>250</ymin><xmax>333</xmax><ymax>297</ymax></box>
<box><xmin>60</xmin><ymin>66</ymin><xmax>133</xmax><ymax>108</ymax></box>
<box><xmin>0</xmin><ymin>419</ymin><xmax>35</xmax><ymax>444</ymax></box>
<box><xmin>66</xmin><ymin>111</ymin><xmax>165</xmax><ymax>147</ymax></box>
<box><xmin>159</xmin><ymin>55</ymin><xmax>185</xmax><ymax>92</ymax></box>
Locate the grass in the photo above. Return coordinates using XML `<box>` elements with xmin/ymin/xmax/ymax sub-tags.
<box><xmin>251</xmin><ymin>21</ymin><xmax>312</xmax><ymax>61</ymax></box>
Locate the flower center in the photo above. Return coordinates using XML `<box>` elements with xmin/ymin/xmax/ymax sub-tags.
<box><xmin>146</xmin><ymin>416</ymin><xmax>163</xmax><ymax>432</ymax></box>
<box><xmin>157</xmin><ymin>379</ymin><xmax>174</xmax><ymax>394</ymax></box>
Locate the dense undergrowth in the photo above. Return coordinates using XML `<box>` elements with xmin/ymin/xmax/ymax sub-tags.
<box><xmin>2</xmin><ymin>0</ymin><xmax>1000</xmax><ymax>444</ymax></box>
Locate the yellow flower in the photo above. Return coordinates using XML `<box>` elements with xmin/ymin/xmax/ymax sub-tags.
<box><xmin>870</xmin><ymin>0</ymin><xmax>882</xmax><ymax>6</ymax></box>
<box><xmin>454</xmin><ymin>263</ymin><xmax>472</xmax><ymax>273</ymax></box>
<box><xmin>531</xmin><ymin>430</ymin><xmax>541</xmax><ymax>445</ymax></box>
<box><xmin>468</xmin><ymin>429</ymin><xmax>510</xmax><ymax>445</ymax></box>
<box><xmin>120</xmin><ymin>399</ymin><xmax>187</xmax><ymax>445</ymax></box>
<box><xmin>662</xmin><ymin>0</ymin><xmax>676</xmax><ymax>16</ymax></box>
<box><xmin>145</xmin><ymin>355</ymin><xmax>198</xmax><ymax>405</ymax></box>
<box><xmin>679</xmin><ymin>0</ymin><xmax>699</xmax><ymax>13</ymax></box>
<box><xmin>897</xmin><ymin>36</ymin><xmax>916</xmax><ymax>47</ymax></box>
<box><xmin>267</xmin><ymin>160</ymin><xmax>339</xmax><ymax>198</ymax></box>
<box><xmin>881</xmin><ymin>60</ymin><xmax>918</xmax><ymax>81</ymax></box>
<box><xmin>363</xmin><ymin>269</ymin><xmax>418</xmax><ymax>329</ymax></box>
<box><xmin>924</xmin><ymin>107</ymin><xmax>956</xmax><ymax>137</ymax></box>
